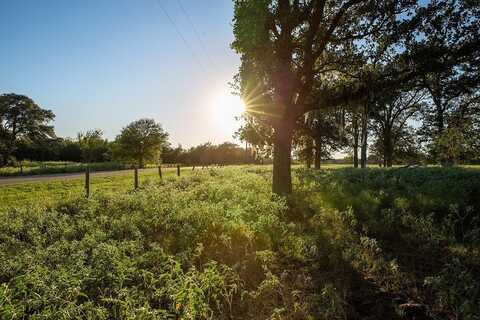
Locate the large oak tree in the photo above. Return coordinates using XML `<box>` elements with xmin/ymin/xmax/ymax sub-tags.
<box><xmin>232</xmin><ymin>0</ymin><xmax>414</xmax><ymax>194</ymax></box>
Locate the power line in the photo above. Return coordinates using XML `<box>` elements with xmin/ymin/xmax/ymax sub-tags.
<box><xmin>154</xmin><ymin>0</ymin><xmax>207</xmax><ymax>74</ymax></box>
<box><xmin>176</xmin><ymin>0</ymin><xmax>216</xmax><ymax>69</ymax></box>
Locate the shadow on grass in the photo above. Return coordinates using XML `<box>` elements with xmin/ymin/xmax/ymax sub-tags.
<box><xmin>293</xmin><ymin>167</ymin><xmax>480</xmax><ymax>319</ymax></box>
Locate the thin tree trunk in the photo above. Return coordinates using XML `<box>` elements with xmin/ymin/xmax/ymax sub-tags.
<box><xmin>360</xmin><ymin>104</ymin><xmax>369</xmax><ymax>168</ymax></box>
<box><xmin>384</xmin><ymin>129</ymin><xmax>394</xmax><ymax>167</ymax></box>
<box><xmin>434</xmin><ymin>100</ymin><xmax>445</xmax><ymax>135</ymax></box>
<box><xmin>272</xmin><ymin>124</ymin><xmax>293</xmax><ymax>196</ymax></box>
<box><xmin>361</xmin><ymin>135</ymin><xmax>368</xmax><ymax>168</ymax></box>
<box><xmin>353</xmin><ymin>114</ymin><xmax>359</xmax><ymax>168</ymax></box>
<box><xmin>385</xmin><ymin>142</ymin><xmax>393</xmax><ymax>167</ymax></box>
<box><xmin>305</xmin><ymin>137</ymin><xmax>313</xmax><ymax>168</ymax></box>
<box><xmin>314</xmin><ymin>138</ymin><xmax>321</xmax><ymax>169</ymax></box>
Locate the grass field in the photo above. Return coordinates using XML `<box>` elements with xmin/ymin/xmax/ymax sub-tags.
<box><xmin>0</xmin><ymin>166</ymin><xmax>195</xmax><ymax>209</ymax></box>
<box><xmin>0</xmin><ymin>164</ymin><xmax>353</xmax><ymax>209</ymax></box>
<box><xmin>0</xmin><ymin>165</ymin><xmax>479</xmax><ymax>319</ymax></box>
<box><xmin>0</xmin><ymin>162</ymin><xmax>128</xmax><ymax>177</ymax></box>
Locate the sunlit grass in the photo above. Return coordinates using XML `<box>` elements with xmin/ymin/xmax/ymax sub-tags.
<box><xmin>0</xmin><ymin>167</ymin><xmax>194</xmax><ymax>209</ymax></box>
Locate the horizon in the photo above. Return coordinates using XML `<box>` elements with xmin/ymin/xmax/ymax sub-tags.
<box><xmin>0</xmin><ymin>0</ymin><xmax>241</xmax><ymax>148</ymax></box>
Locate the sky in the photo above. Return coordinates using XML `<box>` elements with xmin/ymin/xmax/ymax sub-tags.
<box><xmin>0</xmin><ymin>0</ymin><xmax>242</xmax><ymax>147</ymax></box>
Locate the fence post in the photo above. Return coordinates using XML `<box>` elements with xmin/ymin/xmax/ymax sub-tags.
<box><xmin>134</xmin><ymin>166</ymin><xmax>139</xmax><ymax>189</ymax></box>
<box><xmin>177</xmin><ymin>164</ymin><xmax>180</xmax><ymax>177</ymax></box>
<box><xmin>158</xmin><ymin>165</ymin><xmax>162</xmax><ymax>179</ymax></box>
<box><xmin>85</xmin><ymin>166</ymin><xmax>90</xmax><ymax>198</ymax></box>
<box><xmin>20</xmin><ymin>164</ymin><xmax>23</xmax><ymax>174</ymax></box>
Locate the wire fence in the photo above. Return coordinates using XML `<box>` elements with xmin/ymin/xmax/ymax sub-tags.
<box><xmin>0</xmin><ymin>162</ymin><xmax>185</xmax><ymax>177</ymax></box>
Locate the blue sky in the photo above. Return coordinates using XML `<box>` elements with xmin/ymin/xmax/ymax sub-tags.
<box><xmin>0</xmin><ymin>0</ymin><xmax>241</xmax><ymax>147</ymax></box>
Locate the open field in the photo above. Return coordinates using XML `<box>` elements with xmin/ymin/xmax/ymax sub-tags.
<box><xmin>0</xmin><ymin>166</ymin><xmax>195</xmax><ymax>209</ymax></box>
<box><xmin>1</xmin><ymin>166</ymin><xmax>479</xmax><ymax>319</ymax></box>
<box><xmin>0</xmin><ymin>162</ymin><xmax>131</xmax><ymax>177</ymax></box>
<box><xmin>0</xmin><ymin>164</ymin><xmax>354</xmax><ymax>209</ymax></box>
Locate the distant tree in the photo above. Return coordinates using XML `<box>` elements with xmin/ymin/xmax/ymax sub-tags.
<box><xmin>0</xmin><ymin>93</ymin><xmax>55</xmax><ymax>166</ymax></box>
<box><xmin>175</xmin><ymin>142</ymin><xmax>252</xmax><ymax>166</ymax></box>
<box><xmin>434</xmin><ymin>127</ymin><xmax>466</xmax><ymax>166</ymax></box>
<box><xmin>14</xmin><ymin>138</ymin><xmax>62</xmax><ymax>162</ymax></box>
<box><xmin>234</xmin><ymin>115</ymin><xmax>274</xmax><ymax>161</ymax></box>
<box><xmin>58</xmin><ymin>138</ymin><xmax>83</xmax><ymax>162</ymax></box>
<box><xmin>161</xmin><ymin>143</ymin><xmax>184</xmax><ymax>164</ymax></box>
<box><xmin>408</xmin><ymin>0</ymin><xmax>480</xmax><ymax>164</ymax></box>
<box><xmin>114</xmin><ymin>119</ymin><xmax>168</xmax><ymax>168</ymax></box>
<box><xmin>302</xmin><ymin>109</ymin><xmax>346</xmax><ymax>169</ymax></box>
<box><xmin>293</xmin><ymin>133</ymin><xmax>314</xmax><ymax>168</ymax></box>
<box><xmin>77</xmin><ymin>129</ymin><xmax>110</xmax><ymax>163</ymax></box>
<box><xmin>370</xmin><ymin>90</ymin><xmax>424</xmax><ymax>167</ymax></box>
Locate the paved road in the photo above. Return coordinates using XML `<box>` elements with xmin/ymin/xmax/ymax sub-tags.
<box><xmin>0</xmin><ymin>168</ymin><xmax>161</xmax><ymax>186</ymax></box>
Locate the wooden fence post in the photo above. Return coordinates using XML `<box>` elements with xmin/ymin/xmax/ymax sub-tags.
<box><xmin>134</xmin><ymin>166</ymin><xmax>139</xmax><ymax>189</ymax></box>
<box><xmin>85</xmin><ymin>166</ymin><xmax>90</xmax><ymax>198</ymax></box>
<box><xmin>177</xmin><ymin>164</ymin><xmax>180</xmax><ymax>177</ymax></box>
<box><xmin>158</xmin><ymin>165</ymin><xmax>162</xmax><ymax>179</ymax></box>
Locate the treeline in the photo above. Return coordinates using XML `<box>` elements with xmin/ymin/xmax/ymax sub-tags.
<box><xmin>0</xmin><ymin>95</ymin><xmax>254</xmax><ymax>168</ymax></box>
<box><xmin>11</xmin><ymin>138</ymin><xmax>256</xmax><ymax>167</ymax></box>
<box><xmin>163</xmin><ymin>142</ymin><xmax>256</xmax><ymax>166</ymax></box>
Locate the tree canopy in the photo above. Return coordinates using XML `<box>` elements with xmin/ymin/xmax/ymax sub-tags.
<box><xmin>114</xmin><ymin>118</ymin><xmax>168</xmax><ymax>168</ymax></box>
<box><xmin>232</xmin><ymin>0</ymin><xmax>417</xmax><ymax>194</ymax></box>
<box><xmin>0</xmin><ymin>93</ymin><xmax>55</xmax><ymax>166</ymax></box>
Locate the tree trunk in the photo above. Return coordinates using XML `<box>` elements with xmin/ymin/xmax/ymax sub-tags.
<box><xmin>0</xmin><ymin>153</ymin><xmax>7</xmax><ymax>167</ymax></box>
<box><xmin>314</xmin><ymin>138</ymin><xmax>321</xmax><ymax>169</ymax></box>
<box><xmin>353</xmin><ymin>114</ymin><xmax>359</xmax><ymax>168</ymax></box>
<box><xmin>360</xmin><ymin>105</ymin><xmax>369</xmax><ymax>168</ymax></box>
<box><xmin>305</xmin><ymin>137</ymin><xmax>313</xmax><ymax>168</ymax></box>
<box><xmin>384</xmin><ymin>129</ymin><xmax>393</xmax><ymax>167</ymax></box>
<box><xmin>272</xmin><ymin>124</ymin><xmax>293</xmax><ymax>196</ymax></box>
<box><xmin>1</xmin><ymin>144</ymin><xmax>15</xmax><ymax>167</ymax></box>
<box><xmin>385</xmin><ymin>143</ymin><xmax>393</xmax><ymax>167</ymax></box>
<box><xmin>433</xmin><ymin>99</ymin><xmax>445</xmax><ymax>135</ymax></box>
<box><xmin>361</xmin><ymin>135</ymin><xmax>368</xmax><ymax>168</ymax></box>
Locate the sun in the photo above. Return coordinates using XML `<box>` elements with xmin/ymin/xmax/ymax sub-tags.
<box><xmin>212</xmin><ymin>90</ymin><xmax>245</xmax><ymax>133</ymax></box>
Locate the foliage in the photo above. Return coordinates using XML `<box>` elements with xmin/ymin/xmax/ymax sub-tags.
<box><xmin>178</xmin><ymin>142</ymin><xmax>256</xmax><ymax>166</ymax></box>
<box><xmin>232</xmin><ymin>0</ymin><xmax>419</xmax><ymax>194</ymax></box>
<box><xmin>297</xmin><ymin>166</ymin><xmax>480</xmax><ymax>319</ymax></box>
<box><xmin>433</xmin><ymin>126</ymin><xmax>466</xmax><ymax>165</ymax></box>
<box><xmin>1</xmin><ymin>166</ymin><xmax>479</xmax><ymax>319</ymax></box>
<box><xmin>77</xmin><ymin>130</ymin><xmax>111</xmax><ymax>163</ymax></box>
<box><xmin>114</xmin><ymin>119</ymin><xmax>168</xmax><ymax>168</ymax></box>
<box><xmin>0</xmin><ymin>94</ymin><xmax>55</xmax><ymax>166</ymax></box>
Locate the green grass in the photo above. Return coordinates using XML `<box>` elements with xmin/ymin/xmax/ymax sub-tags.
<box><xmin>0</xmin><ymin>162</ymin><xmax>129</xmax><ymax>177</ymax></box>
<box><xmin>0</xmin><ymin>165</ymin><xmax>479</xmax><ymax>319</ymax></box>
<box><xmin>0</xmin><ymin>167</ymin><xmax>194</xmax><ymax>209</ymax></box>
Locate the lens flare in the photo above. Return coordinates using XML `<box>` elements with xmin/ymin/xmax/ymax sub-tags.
<box><xmin>212</xmin><ymin>91</ymin><xmax>245</xmax><ymax>134</ymax></box>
